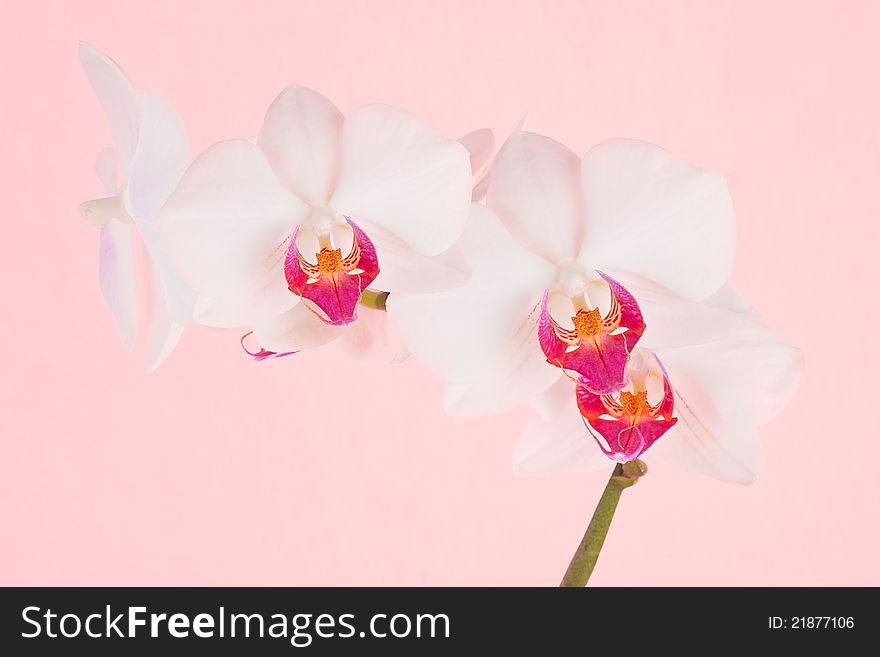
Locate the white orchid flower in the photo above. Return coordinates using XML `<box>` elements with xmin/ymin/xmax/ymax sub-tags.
<box><xmin>159</xmin><ymin>86</ymin><xmax>474</xmax><ymax>359</ymax></box>
<box><xmin>389</xmin><ymin>131</ymin><xmax>801</xmax><ymax>482</ymax></box>
<box><xmin>77</xmin><ymin>43</ymin><xmax>193</xmax><ymax>370</ymax></box>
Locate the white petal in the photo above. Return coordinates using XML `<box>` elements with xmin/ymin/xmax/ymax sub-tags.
<box><xmin>257</xmin><ymin>85</ymin><xmax>344</xmax><ymax>205</ymax></box>
<box><xmin>139</xmin><ymin>218</ymin><xmax>196</xmax><ymax>326</ymax></box>
<box><xmin>124</xmin><ymin>92</ymin><xmax>190</xmax><ymax>223</ymax></box>
<box><xmin>458</xmin><ymin>128</ymin><xmax>495</xmax><ymax>175</ymax></box>
<box><xmin>79</xmin><ymin>42</ymin><xmax>141</xmax><ymax>175</ymax></box>
<box><xmin>369</xmin><ymin>226</ymin><xmax>469</xmax><ymax>294</ymax></box>
<box><xmin>93</xmin><ymin>147</ymin><xmax>117</xmax><ymax>194</ymax></box>
<box><xmin>513</xmin><ymin>398</ymin><xmax>609</xmax><ymax>474</ymax></box>
<box><xmin>610</xmin><ymin>273</ymin><xmax>765</xmax><ymax>351</ymax></box>
<box><xmin>159</xmin><ymin>139</ymin><xmax>307</xmax><ymax>321</ymax></box>
<box><xmin>99</xmin><ymin>218</ymin><xmax>139</xmax><ymax>350</ymax></box>
<box><xmin>387</xmin><ymin>204</ymin><xmax>554</xmax><ymax>384</ymax></box>
<box><xmin>487</xmin><ymin>131</ymin><xmax>584</xmax><ymax>262</ymax></box>
<box><xmin>331</xmin><ymin>104</ymin><xmax>471</xmax><ymax>256</ymax></box>
<box><xmin>147</xmin><ymin>319</ymin><xmax>183</xmax><ymax>372</ymax></box>
<box><xmin>192</xmin><ymin>272</ymin><xmax>295</xmax><ymax>329</ymax></box>
<box><xmin>471</xmin><ymin>175</ymin><xmax>490</xmax><ymax>203</ymax></box>
<box><xmin>529</xmin><ymin>375</ymin><xmax>576</xmax><ymax>421</ymax></box>
<box><xmin>339</xmin><ymin>306</ymin><xmax>388</xmax><ymax>360</ymax></box>
<box><xmin>656</xmin><ymin>324</ymin><xmax>803</xmax><ymax>427</ymax></box>
<box><xmin>145</xmin><ymin>259</ymin><xmax>184</xmax><ymax>371</ymax></box>
<box><xmin>580</xmin><ymin>139</ymin><xmax>736</xmax><ymax>300</ymax></box>
<box><xmin>124</xmin><ymin>92</ymin><xmax>195</xmax><ymax>326</ymax></box>
<box><xmin>251</xmin><ymin>303</ymin><xmax>342</xmax><ymax>353</ymax></box>
<box><xmin>472</xmin><ymin>112</ymin><xmax>529</xmax><ymax>202</ymax></box>
<box><xmin>652</xmin><ymin>362</ymin><xmax>763</xmax><ymax>484</ymax></box>
<box><xmin>700</xmin><ymin>283</ymin><xmax>761</xmax><ymax>318</ymax></box>
<box><xmin>443</xmin><ymin>342</ymin><xmax>562</xmax><ymax>417</ymax></box>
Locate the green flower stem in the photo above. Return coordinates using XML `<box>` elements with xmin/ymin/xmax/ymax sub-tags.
<box><xmin>359</xmin><ymin>289</ymin><xmax>389</xmax><ymax>311</ymax></box>
<box><xmin>559</xmin><ymin>459</ymin><xmax>647</xmax><ymax>587</ymax></box>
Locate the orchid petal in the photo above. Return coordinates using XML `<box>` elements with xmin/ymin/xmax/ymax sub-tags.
<box><xmin>561</xmin><ymin>333</ymin><xmax>630</xmax><ymax>394</ymax></box>
<box><xmin>574</xmin><ymin>377</ymin><xmax>609</xmax><ymax>419</ymax></box>
<box><xmin>368</xmin><ymin>227</ymin><xmax>469</xmax><ymax>294</ymax></box>
<box><xmin>125</xmin><ymin>92</ymin><xmax>190</xmax><ymax>223</ymax></box>
<box><xmin>537</xmin><ymin>291</ymin><xmax>567</xmax><ymax>363</ymax></box>
<box><xmin>125</xmin><ymin>92</ymin><xmax>195</xmax><ymax>325</ymax></box>
<box><xmin>458</xmin><ymin>128</ymin><xmax>495</xmax><ymax>174</ymax></box>
<box><xmin>444</xmin><ymin>349</ymin><xmax>562</xmax><ymax>418</ymax></box>
<box><xmin>472</xmin><ymin>112</ymin><xmax>529</xmax><ymax>202</ymax></box>
<box><xmin>79</xmin><ymin>42</ymin><xmax>141</xmax><ymax>175</ymax></box>
<box><xmin>487</xmin><ymin>131</ymin><xmax>583</xmax><ymax>263</ymax></box>
<box><xmin>656</xmin><ymin>324</ymin><xmax>803</xmax><ymax>427</ymax></box>
<box><xmin>387</xmin><ymin>204</ymin><xmax>554</xmax><ymax>384</ymax></box>
<box><xmin>331</xmin><ymin>104</ymin><xmax>471</xmax><ymax>256</ymax></box>
<box><xmin>588</xmin><ymin>418</ymin><xmax>676</xmax><ymax>462</ymax></box>
<box><xmin>93</xmin><ymin>147</ymin><xmax>117</xmax><ymax>194</ymax></box>
<box><xmin>701</xmin><ymin>283</ymin><xmax>762</xmax><ymax>318</ymax></box>
<box><xmin>471</xmin><ymin>175</ymin><xmax>490</xmax><ymax>203</ymax></box>
<box><xmin>139</xmin><ymin>217</ymin><xmax>196</xmax><ymax>326</ymax></box>
<box><xmin>98</xmin><ymin>218</ymin><xmax>138</xmax><ymax>350</ymax></box>
<box><xmin>188</xmin><ymin>197</ymin><xmax>300</xmax><ymax>330</ymax></box>
<box><xmin>513</xmin><ymin>398</ymin><xmax>608</xmax><ymax>474</ymax></box>
<box><xmin>159</xmin><ymin>139</ymin><xmax>308</xmax><ymax>321</ymax></box>
<box><xmin>339</xmin><ymin>306</ymin><xmax>388</xmax><ymax>360</ymax></box>
<box><xmin>654</xmin><ymin>355</ymin><xmax>676</xmax><ymax>419</ymax></box>
<box><xmin>251</xmin><ymin>302</ymin><xmax>342</xmax><ymax>353</ymax></box>
<box><xmin>597</xmin><ymin>270</ymin><xmax>645</xmax><ymax>345</ymax></box>
<box><xmin>608</xmin><ymin>274</ymin><xmax>765</xmax><ymax>351</ymax></box>
<box><xmin>257</xmin><ymin>85</ymin><xmax>344</xmax><ymax>205</ymax></box>
<box><xmin>191</xmin><ymin>271</ymin><xmax>295</xmax><ymax>329</ymax></box>
<box><xmin>579</xmin><ymin>139</ymin><xmax>736</xmax><ymax>301</ymax></box>
<box><xmin>145</xmin><ymin>259</ymin><xmax>184</xmax><ymax>371</ymax></box>
<box><xmin>651</xmin><ymin>364</ymin><xmax>762</xmax><ymax>484</ymax></box>
<box><xmin>587</xmin><ymin>419</ymin><xmax>644</xmax><ymax>460</ymax></box>
<box><xmin>529</xmin><ymin>376</ymin><xmax>575</xmax><ymax>421</ymax></box>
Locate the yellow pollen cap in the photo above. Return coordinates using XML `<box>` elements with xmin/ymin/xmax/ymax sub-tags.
<box><xmin>572</xmin><ymin>307</ymin><xmax>603</xmax><ymax>337</ymax></box>
<box><xmin>316</xmin><ymin>248</ymin><xmax>343</xmax><ymax>273</ymax></box>
<box><xmin>618</xmin><ymin>390</ymin><xmax>649</xmax><ymax>417</ymax></box>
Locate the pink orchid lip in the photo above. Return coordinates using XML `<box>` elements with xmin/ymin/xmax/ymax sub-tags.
<box><xmin>576</xmin><ymin>354</ymin><xmax>677</xmax><ymax>462</ymax></box>
<box><xmin>538</xmin><ymin>270</ymin><xmax>645</xmax><ymax>395</ymax></box>
<box><xmin>284</xmin><ymin>216</ymin><xmax>380</xmax><ymax>326</ymax></box>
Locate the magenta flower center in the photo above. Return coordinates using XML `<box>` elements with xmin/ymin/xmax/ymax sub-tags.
<box><xmin>576</xmin><ymin>354</ymin><xmax>678</xmax><ymax>463</ymax></box>
<box><xmin>284</xmin><ymin>216</ymin><xmax>380</xmax><ymax>326</ymax></box>
<box><xmin>538</xmin><ymin>270</ymin><xmax>645</xmax><ymax>395</ymax></box>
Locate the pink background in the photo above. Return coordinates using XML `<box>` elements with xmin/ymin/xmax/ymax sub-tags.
<box><xmin>1</xmin><ymin>0</ymin><xmax>878</xmax><ymax>586</ymax></box>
